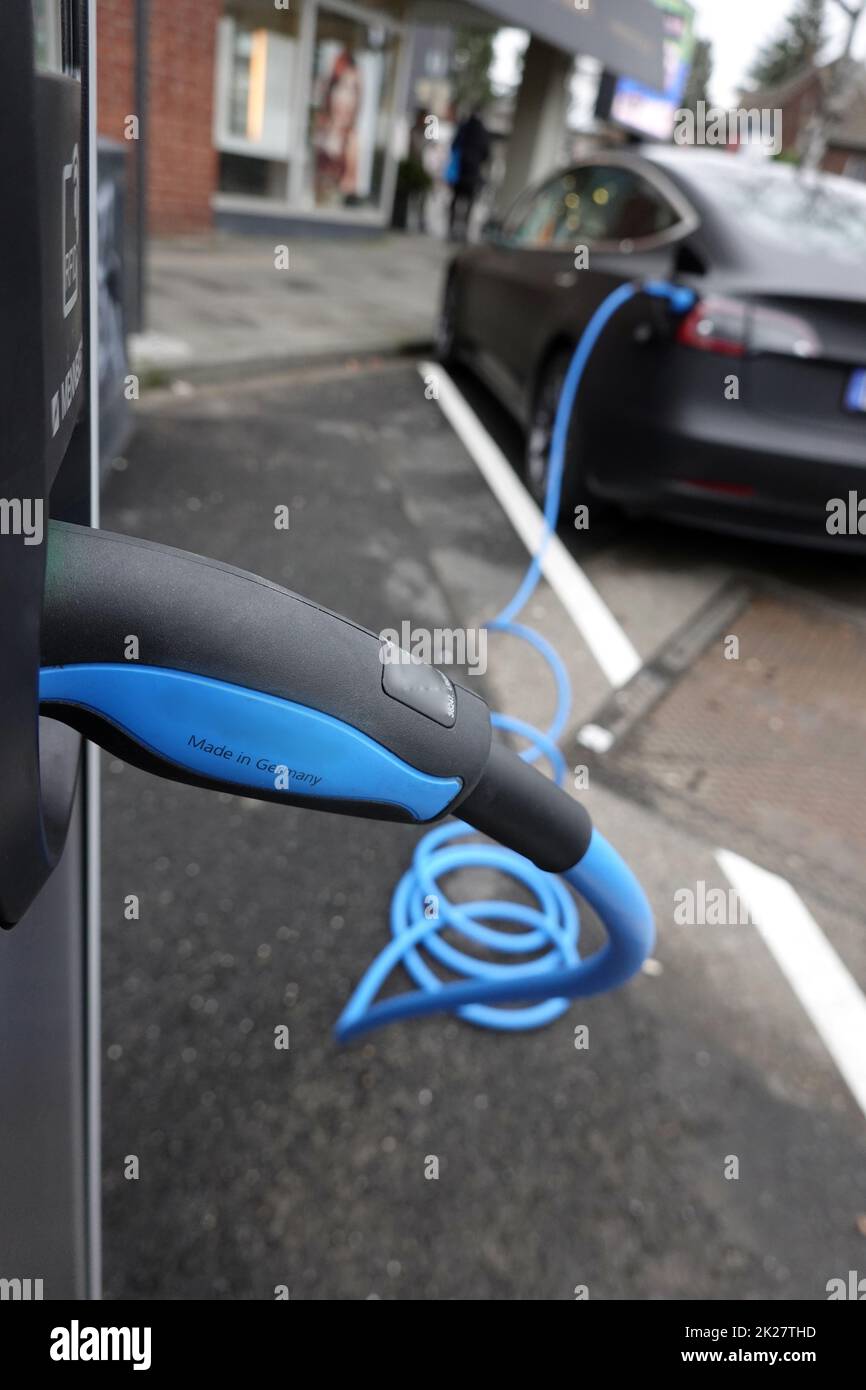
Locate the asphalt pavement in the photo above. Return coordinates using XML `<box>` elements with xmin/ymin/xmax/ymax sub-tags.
<box><xmin>100</xmin><ymin>357</ymin><xmax>866</xmax><ymax>1300</ymax></box>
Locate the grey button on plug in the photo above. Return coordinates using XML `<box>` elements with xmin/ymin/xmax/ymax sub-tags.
<box><xmin>380</xmin><ymin>644</ymin><xmax>456</xmax><ymax>728</ymax></box>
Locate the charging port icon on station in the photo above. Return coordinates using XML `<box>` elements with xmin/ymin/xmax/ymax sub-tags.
<box><xmin>62</xmin><ymin>142</ymin><xmax>79</xmax><ymax>320</ymax></box>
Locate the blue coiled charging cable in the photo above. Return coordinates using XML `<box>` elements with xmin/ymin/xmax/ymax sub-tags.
<box><xmin>337</xmin><ymin>280</ymin><xmax>696</xmax><ymax>1042</ymax></box>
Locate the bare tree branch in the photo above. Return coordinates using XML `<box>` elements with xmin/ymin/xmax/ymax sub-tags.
<box><xmin>802</xmin><ymin>0</ymin><xmax>866</xmax><ymax>167</ymax></box>
<box><xmin>828</xmin><ymin>0</ymin><xmax>865</xmax><ymax>36</ymax></box>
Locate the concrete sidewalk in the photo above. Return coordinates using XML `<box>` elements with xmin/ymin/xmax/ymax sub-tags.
<box><xmin>130</xmin><ymin>232</ymin><xmax>453</xmax><ymax>384</ymax></box>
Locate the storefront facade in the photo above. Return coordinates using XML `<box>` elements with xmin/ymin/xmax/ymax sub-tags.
<box><xmin>213</xmin><ymin>0</ymin><xmax>412</xmax><ymax>233</ymax></box>
<box><xmin>96</xmin><ymin>0</ymin><xmax>666</xmax><ymax>238</ymax></box>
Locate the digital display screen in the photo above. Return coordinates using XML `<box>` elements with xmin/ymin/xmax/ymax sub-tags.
<box><xmin>605</xmin><ymin>0</ymin><xmax>696</xmax><ymax>142</ymax></box>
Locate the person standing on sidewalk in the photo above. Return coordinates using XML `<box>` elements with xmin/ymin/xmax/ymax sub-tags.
<box><xmin>448</xmin><ymin>108</ymin><xmax>491</xmax><ymax>242</ymax></box>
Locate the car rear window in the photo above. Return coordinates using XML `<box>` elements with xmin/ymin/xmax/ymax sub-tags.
<box><xmin>687</xmin><ymin>161</ymin><xmax>866</xmax><ymax>261</ymax></box>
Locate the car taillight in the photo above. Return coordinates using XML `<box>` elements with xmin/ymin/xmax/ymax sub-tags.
<box><xmin>749</xmin><ymin>305</ymin><xmax>820</xmax><ymax>358</ymax></box>
<box><xmin>676</xmin><ymin>297</ymin><xmax>820</xmax><ymax>359</ymax></box>
<box><xmin>676</xmin><ymin>296</ymin><xmax>747</xmax><ymax>357</ymax></box>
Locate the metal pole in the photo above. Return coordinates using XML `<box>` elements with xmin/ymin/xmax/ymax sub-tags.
<box><xmin>85</xmin><ymin>0</ymin><xmax>103</xmax><ymax>1301</ymax></box>
<box><xmin>134</xmin><ymin>0</ymin><xmax>149</xmax><ymax>332</ymax></box>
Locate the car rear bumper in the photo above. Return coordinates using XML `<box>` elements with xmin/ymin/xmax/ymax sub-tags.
<box><xmin>585</xmin><ymin>393</ymin><xmax>866</xmax><ymax>553</ymax></box>
<box><xmin>642</xmin><ymin>489</ymin><xmax>866</xmax><ymax>553</ymax></box>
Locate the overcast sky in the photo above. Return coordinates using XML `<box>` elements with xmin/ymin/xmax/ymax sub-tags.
<box><xmin>492</xmin><ymin>1</ymin><xmax>866</xmax><ymax>107</ymax></box>
<box><xmin>691</xmin><ymin>0</ymin><xmax>866</xmax><ymax>104</ymax></box>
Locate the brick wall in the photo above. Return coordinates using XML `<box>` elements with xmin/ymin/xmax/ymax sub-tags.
<box><xmin>97</xmin><ymin>0</ymin><xmax>136</xmax><ymax>145</ymax></box>
<box><xmin>97</xmin><ymin>0</ymin><xmax>222</xmax><ymax>236</ymax></box>
<box><xmin>777</xmin><ymin>82</ymin><xmax>820</xmax><ymax>159</ymax></box>
<box><xmin>823</xmin><ymin>147</ymin><xmax>865</xmax><ymax>177</ymax></box>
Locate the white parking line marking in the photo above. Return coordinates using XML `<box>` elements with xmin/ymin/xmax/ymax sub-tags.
<box><xmin>419</xmin><ymin>362</ymin><xmax>642</xmax><ymax>689</ymax></box>
<box><xmin>716</xmin><ymin>848</ymin><xmax>866</xmax><ymax>1121</ymax></box>
<box><xmin>577</xmin><ymin>723</ymin><xmax>615</xmax><ymax>753</ymax></box>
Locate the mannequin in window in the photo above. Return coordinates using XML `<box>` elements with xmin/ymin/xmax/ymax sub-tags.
<box><xmin>315</xmin><ymin>48</ymin><xmax>362</xmax><ymax>206</ymax></box>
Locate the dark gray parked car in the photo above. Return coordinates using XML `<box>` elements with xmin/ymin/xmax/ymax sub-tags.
<box><xmin>438</xmin><ymin>147</ymin><xmax>866</xmax><ymax>550</ymax></box>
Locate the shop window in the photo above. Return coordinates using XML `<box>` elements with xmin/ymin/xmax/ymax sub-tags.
<box><xmin>214</xmin><ymin>2</ymin><xmax>300</xmax><ymax>200</ymax></box>
<box><xmin>307</xmin><ymin>10</ymin><xmax>400</xmax><ymax>211</ymax></box>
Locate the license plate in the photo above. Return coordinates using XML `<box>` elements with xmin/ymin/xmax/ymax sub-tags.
<box><xmin>844</xmin><ymin>368</ymin><xmax>866</xmax><ymax>413</ymax></box>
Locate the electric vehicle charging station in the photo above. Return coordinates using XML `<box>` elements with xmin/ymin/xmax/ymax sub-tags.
<box><xmin>0</xmin><ymin>0</ymin><xmax>100</xmax><ymax>1299</ymax></box>
<box><xmin>4</xmin><ymin>0</ymin><xmax>864</xmax><ymax>1335</ymax></box>
<box><xmin>0</xmin><ymin>0</ymin><xmax>673</xmax><ymax>1306</ymax></box>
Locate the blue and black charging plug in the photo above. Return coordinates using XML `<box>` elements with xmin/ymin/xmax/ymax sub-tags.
<box><xmin>39</xmin><ymin>281</ymin><xmax>695</xmax><ymax>1041</ymax></box>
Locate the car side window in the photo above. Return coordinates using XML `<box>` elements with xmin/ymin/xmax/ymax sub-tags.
<box><xmin>503</xmin><ymin>170</ymin><xmax>592</xmax><ymax>249</ymax></box>
<box><xmin>503</xmin><ymin>165</ymin><xmax>681</xmax><ymax>251</ymax></box>
<box><xmin>577</xmin><ymin>166</ymin><xmax>680</xmax><ymax>247</ymax></box>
